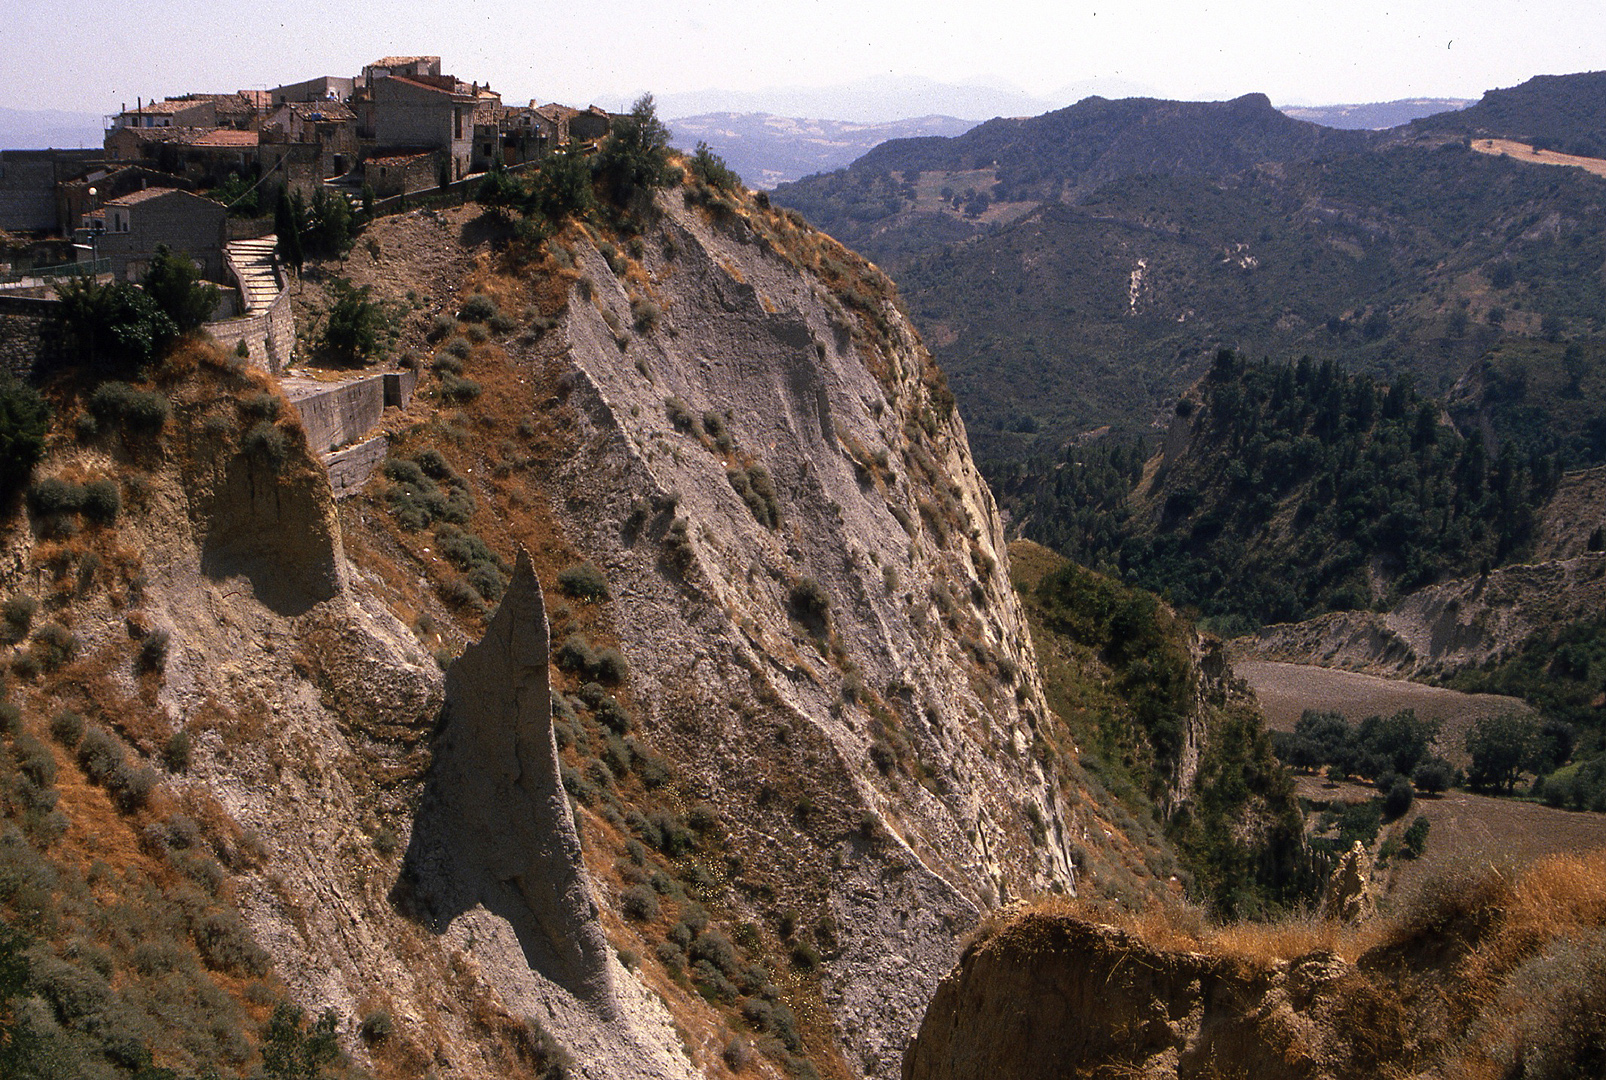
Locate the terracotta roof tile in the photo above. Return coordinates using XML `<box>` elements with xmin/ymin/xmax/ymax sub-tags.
<box><xmin>185</xmin><ymin>130</ymin><xmax>258</xmax><ymax>148</ymax></box>
<box><xmin>366</xmin><ymin>151</ymin><xmax>435</xmax><ymax>167</ymax></box>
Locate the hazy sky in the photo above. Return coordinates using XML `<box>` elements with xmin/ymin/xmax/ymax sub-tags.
<box><xmin>4</xmin><ymin>0</ymin><xmax>1605</xmax><ymax>115</ymax></box>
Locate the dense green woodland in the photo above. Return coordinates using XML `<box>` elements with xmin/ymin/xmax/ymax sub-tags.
<box><xmin>1412</xmin><ymin>70</ymin><xmax>1606</xmax><ymax>156</ymax></box>
<box><xmin>1024</xmin><ymin>353</ymin><xmax>1556</xmax><ymax>633</ymax></box>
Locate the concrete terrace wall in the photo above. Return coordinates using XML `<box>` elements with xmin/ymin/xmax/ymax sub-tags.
<box><xmin>284</xmin><ymin>375</ymin><xmax>386</xmax><ymax>454</ymax></box>
<box><xmin>205</xmin><ymin>287</ymin><xmax>293</xmax><ymax>374</ymax></box>
<box><xmin>283</xmin><ymin>370</ymin><xmax>417</xmax><ymax>498</ymax></box>
<box><xmin>0</xmin><ymin>296</ymin><xmax>66</xmax><ymax>379</ymax></box>
<box><xmin>325</xmin><ymin>435</ymin><xmax>388</xmax><ymax>498</ymax></box>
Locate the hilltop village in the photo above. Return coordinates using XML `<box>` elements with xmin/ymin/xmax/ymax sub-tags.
<box><xmin>0</xmin><ymin>56</ymin><xmax>612</xmax><ymax>288</ymax></box>
<box><xmin>0</xmin><ymin>56</ymin><xmax>622</xmax><ymax>492</ymax></box>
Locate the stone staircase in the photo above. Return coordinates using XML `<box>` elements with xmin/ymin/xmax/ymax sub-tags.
<box><xmin>225</xmin><ymin>238</ymin><xmax>281</xmax><ymax>313</ymax></box>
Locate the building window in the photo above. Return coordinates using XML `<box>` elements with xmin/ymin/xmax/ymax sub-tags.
<box><xmin>454</xmin><ymin>109</ymin><xmax>462</xmax><ymax>140</ymax></box>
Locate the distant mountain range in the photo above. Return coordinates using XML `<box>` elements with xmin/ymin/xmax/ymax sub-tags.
<box><xmin>667</xmin><ymin>113</ymin><xmax>978</xmax><ymax>189</ymax></box>
<box><xmin>1278</xmin><ymin>98</ymin><xmax>1472</xmax><ymax>130</ymax></box>
<box><xmin>650</xmin><ymin>75</ymin><xmax>1154</xmax><ymax>125</ymax></box>
<box><xmin>0</xmin><ymin>106</ymin><xmax>104</xmax><ymax>149</ymax></box>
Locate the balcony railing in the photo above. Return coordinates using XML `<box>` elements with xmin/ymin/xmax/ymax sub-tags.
<box><xmin>0</xmin><ymin>258</ymin><xmax>111</xmax><ymax>286</ymax></box>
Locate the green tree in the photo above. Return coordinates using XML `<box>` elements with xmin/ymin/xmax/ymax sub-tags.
<box><xmin>0</xmin><ymin>375</ymin><xmax>49</xmax><ymax>498</ymax></box>
<box><xmin>54</xmin><ymin>277</ymin><xmax>177</xmax><ymax>372</ymax></box>
<box><xmin>594</xmin><ymin>93</ymin><xmax>677</xmax><ymax>206</ymax></box>
<box><xmin>477</xmin><ymin>159</ymin><xmax>525</xmax><ymax>219</ymax></box>
<box><xmin>304</xmin><ymin>186</ymin><xmax>354</xmax><ymax>258</ymax></box>
<box><xmin>211</xmin><ymin>171</ymin><xmax>261</xmax><ymax>217</ymax></box>
<box><xmin>261</xmin><ymin>1002</ymin><xmax>341</xmax><ymax>1080</ymax></box>
<box><xmin>142</xmin><ymin>245</ymin><xmax>219</xmax><ymax>332</ymax></box>
<box><xmin>527</xmin><ymin>146</ymin><xmax>595</xmax><ymax>223</ymax></box>
<box><xmin>1466</xmin><ymin>712</ymin><xmax>1538</xmax><ymax>793</ymax></box>
<box><xmin>689</xmin><ymin>141</ymin><xmax>742</xmax><ymax>192</ymax></box>
<box><xmin>275</xmin><ymin>189</ymin><xmax>306</xmax><ymax>275</ymax></box>
<box><xmin>320</xmin><ymin>277</ymin><xmax>389</xmax><ymax>365</ymax></box>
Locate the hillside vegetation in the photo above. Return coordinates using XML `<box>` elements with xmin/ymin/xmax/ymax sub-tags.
<box><xmin>0</xmin><ymin>104</ymin><xmax>1189</xmax><ymax>1080</ymax></box>
<box><xmin>1410</xmin><ymin>69</ymin><xmax>1606</xmax><ymax>156</ymax></box>
<box><xmin>906</xmin><ymin>850</ymin><xmax>1606</xmax><ymax>1080</ymax></box>
<box><xmin>1010</xmin><ymin>542</ymin><xmax>1317</xmax><ymax>919</ymax></box>
<box><xmin>1022</xmin><ymin>352</ymin><xmax>1557</xmax><ymax>633</ymax></box>
<box><xmin>774</xmin><ymin>70</ymin><xmax>1606</xmax><ymax>481</ymax></box>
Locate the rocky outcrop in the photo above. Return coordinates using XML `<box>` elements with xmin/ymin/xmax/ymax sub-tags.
<box><xmin>407</xmin><ymin>549</ymin><xmax>611</xmax><ymax>1009</ymax></box>
<box><xmin>176</xmin><ymin>403</ymin><xmax>348</xmax><ymax>616</ymax></box>
<box><xmin>403</xmin><ymin>549</ymin><xmax>696</xmax><ymax>1080</ymax></box>
<box><xmin>1317</xmin><ymin>842</ymin><xmax>1373</xmax><ymax>923</ymax></box>
<box><xmin>1534</xmin><ymin>463</ymin><xmax>1606</xmax><ymax>560</ymax></box>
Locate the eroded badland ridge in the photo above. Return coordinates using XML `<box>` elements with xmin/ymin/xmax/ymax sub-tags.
<box><xmin>0</xmin><ymin>153</ymin><xmax>1204</xmax><ymax>1079</ymax></box>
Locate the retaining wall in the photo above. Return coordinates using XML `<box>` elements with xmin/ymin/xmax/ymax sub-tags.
<box><xmin>383</xmin><ymin>368</ymin><xmax>418</xmax><ymax>407</ymax></box>
<box><xmin>284</xmin><ymin>375</ymin><xmax>386</xmax><ymax>454</ymax></box>
<box><xmin>283</xmin><ymin>368</ymin><xmax>416</xmax><ymax>457</ymax></box>
<box><xmin>324</xmin><ymin>435</ymin><xmax>389</xmax><ymax>499</ymax></box>
<box><xmin>205</xmin><ymin>287</ymin><xmax>293</xmax><ymax>374</ymax></box>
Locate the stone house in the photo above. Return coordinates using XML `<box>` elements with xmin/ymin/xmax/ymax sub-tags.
<box><xmin>490</xmin><ymin>107</ymin><xmax>557</xmax><ymax>166</ymax></box>
<box><xmin>360</xmin><ymin>74</ymin><xmax>476</xmax><ymax>182</ymax></box>
<box><xmin>108</xmin><ymin>98</ymin><xmax>217</xmax><ymax>131</ymax></box>
<box><xmin>363</xmin><ymin>151</ymin><xmax>439</xmax><ymax>197</ymax></box>
<box><xmin>0</xmin><ymin>150</ymin><xmax>109</xmax><ymax>234</ymax></box>
<box><xmin>361</xmin><ymin>56</ymin><xmax>441</xmax><ymax>85</ymax></box>
<box><xmin>183</xmin><ymin>93</ymin><xmax>263</xmax><ymax>131</ymax></box>
<box><xmin>84</xmin><ymin>187</ymin><xmax>228</xmax><ymax>282</ymax></box>
<box><xmin>103</xmin><ymin>127</ymin><xmax>259</xmax><ymax>186</ymax></box>
<box><xmin>261</xmin><ymin>102</ymin><xmax>359</xmax><ymax>177</ymax></box>
<box><xmin>255</xmin><ymin>143</ymin><xmax>327</xmax><ymax>202</ymax></box>
<box><xmin>572</xmin><ymin>106</ymin><xmax>612</xmax><ymax>142</ymax></box>
<box><xmin>57</xmin><ymin>165</ymin><xmax>192</xmax><ymax>239</ymax></box>
<box><xmin>532</xmin><ymin>104</ymin><xmax>612</xmax><ymax>145</ymax></box>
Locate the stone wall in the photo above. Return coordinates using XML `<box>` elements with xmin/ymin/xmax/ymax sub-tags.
<box><xmin>205</xmin><ymin>287</ymin><xmax>293</xmax><ymax>374</ymax></box>
<box><xmin>0</xmin><ymin>153</ymin><xmax>60</xmax><ymax>233</ymax></box>
<box><xmin>226</xmin><ymin>216</ymin><xmax>276</xmax><ymax>241</ymax></box>
<box><xmin>0</xmin><ymin>295</ymin><xmax>65</xmax><ymax>379</ymax></box>
<box><xmin>282</xmin><ymin>368</ymin><xmax>414</xmax><ymax>455</ymax></box>
<box><xmin>284</xmin><ymin>371</ymin><xmax>416</xmax><ymax>497</ymax></box>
